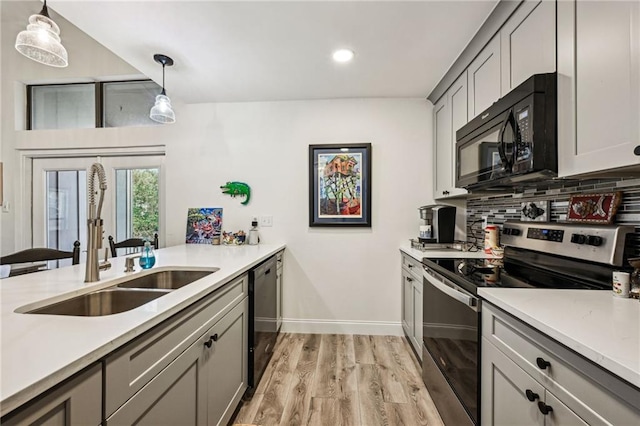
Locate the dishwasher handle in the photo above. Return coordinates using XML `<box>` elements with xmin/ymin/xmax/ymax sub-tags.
<box><xmin>423</xmin><ymin>268</ymin><xmax>479</xmax><ymax>311</ymax></box>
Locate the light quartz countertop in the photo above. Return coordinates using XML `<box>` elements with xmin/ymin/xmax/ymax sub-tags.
<box><xmin>0</xmin><ymin>242</ymin><xmax>285</xmax><ymax>416</ymax></box>
<box><xmin>479</xmin><ymin>288</ymin><xmax>640</xmax><ymax>389</ymax></box>
<box><xmin>400</xmin><ymin>243</ymin><xmax>491</xmax><ymax>261</ymax></box>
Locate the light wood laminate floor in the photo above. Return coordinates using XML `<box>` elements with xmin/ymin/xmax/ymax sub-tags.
<box><xmin>232</xmin><ymin>333</ymin><xmax>444</xmax><ymax>426</ymax></box>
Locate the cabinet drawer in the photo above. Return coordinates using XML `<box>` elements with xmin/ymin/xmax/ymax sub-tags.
<box><xmin>401</xmin><ymin>254</ymin><xmax>422</xmax><ymax>280</ymax></box>
<box><xmin>483</xmin><ymin>303</ymin><xmax>640</xmax><ymax>425</ymax></box>
<box><xmin>105</xmin><ymin>273</ymin><xmax>247</xmax><ymax>417</ymax></box>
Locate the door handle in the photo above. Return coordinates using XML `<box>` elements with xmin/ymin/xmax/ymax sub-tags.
<box><xmin>498</xmin><ymin>110</ymin><xmax>517</xmax><ymax>172</ymax></box>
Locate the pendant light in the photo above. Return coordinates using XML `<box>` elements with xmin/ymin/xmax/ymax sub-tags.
<box><xmin>149</xmin><ymin>54</ymin><xmax>176</xmax><ymax>124</ymax></box>
<box><xmin>15</xmin><ymin>0</ymin><xmax>68</xmax><ymax>67</ymax></box>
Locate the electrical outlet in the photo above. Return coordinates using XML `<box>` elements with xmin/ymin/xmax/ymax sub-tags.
<box><xmin>2</xmin><ymin>201</ymin><xmax>9</xmax><ymax>213</ymax></box>
<box><xmin>482</xmin><ymin>215</ymin><xmax>488</xmax><ymax>229</ymax></box>
<box><xmin>260</xmin><ymin>216</ymin><xmax>273</xmax><ymax>227</ymax></box>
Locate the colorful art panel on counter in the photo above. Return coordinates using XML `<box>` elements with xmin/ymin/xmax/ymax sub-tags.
<box><xmin>186</xmin><ymin>208</ymin><xmax>223</xmax><ymax>244</ymax></box>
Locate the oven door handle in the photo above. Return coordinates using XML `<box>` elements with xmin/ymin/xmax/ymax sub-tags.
<box><xmin>423</xmin><ymin>269</ymin><xmax>479</xmax><ymax>311</ymax></box>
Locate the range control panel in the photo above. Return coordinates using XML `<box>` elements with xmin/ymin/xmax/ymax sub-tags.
<box><xmin>527</xmin><ymin>227</ymin><xmax>564</xmax><ymax>242</ymax></box>
<box><xmin>501</xmin><ymin>220</ymin><xmax>634</xmax><ymax>266</ymax></box>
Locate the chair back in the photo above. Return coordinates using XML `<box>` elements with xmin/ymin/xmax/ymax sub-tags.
<box><xmin>108</xmin><ymin>234</ymin><xmax>159</xmax><ymax>257</ymax></box>
<box><xmin>0</xmin><ymin>241</ymin><xmax>81</xmax><ymax>265</ymax></box>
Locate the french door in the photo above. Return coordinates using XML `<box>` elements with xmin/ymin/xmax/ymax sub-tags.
<box><xmin>32</xmin><ymin>155</ymin><xmax>164</xmax><ymax>266</ymax></box>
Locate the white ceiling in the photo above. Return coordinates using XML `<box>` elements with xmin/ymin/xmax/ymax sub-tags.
<box><xmin>50</xmin><ymin>0</ymin><xmax>498</xmax><ymax>104</ymax></box>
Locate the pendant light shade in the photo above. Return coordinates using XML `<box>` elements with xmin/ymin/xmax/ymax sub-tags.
<box><xmin>150</xmin><ymin>54</ymin><xmax>176</xmax><ymax>124</ymax></box>
<box><xmin>15</xmin><ymin>1</ymin><xmax>68</xmax><ymax>67</ymax></box>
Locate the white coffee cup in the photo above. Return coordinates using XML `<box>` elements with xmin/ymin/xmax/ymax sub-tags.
<box><xmin>612</xmin><ymin>271</ymin><xmax>630</xmax><ymax>297</ymax></box>
<box><xmin>0</xmin><ymin>265</ymin><xmax>10</xmax><ymax>279</ymax></box>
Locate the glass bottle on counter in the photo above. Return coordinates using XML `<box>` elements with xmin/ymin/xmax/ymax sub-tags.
<box><xmin>139</xmin><ymin>241</ymin><xmax>156</xmax><ymax>269</ymax></box>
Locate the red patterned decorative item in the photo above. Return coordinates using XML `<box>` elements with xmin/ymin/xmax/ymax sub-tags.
<box><xmin>567</xmin><ymin>192</ymin><xmax>622</xmax><ymax>224</ymax></box>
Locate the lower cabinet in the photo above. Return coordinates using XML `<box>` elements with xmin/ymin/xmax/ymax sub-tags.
<box><xmin>0</xmin><ymin>364</ymin><xmax>102</xmax><ymax>426</ymax></box>
<box><xmin>401</xmin><ymin>253</ymin><xmax>423</xmax><ymax>360</ymax></box>
<box><xmin>107</xmin><ymin>298</ymin><xmax>248</xmax><ymax>426</ymax></box>
<box><xmin>481</xmin><ymin>303</ymin><xmax>640</xmax><ymax>425</ymax></box>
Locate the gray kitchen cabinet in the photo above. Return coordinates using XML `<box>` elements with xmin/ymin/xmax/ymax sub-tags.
<box><xmin>500</xmin><ymin>0</ymin><xmax>555</xmax><ymax>95</ymax></box>
<box><xmin>482</xmin><ymin>303</ymin><xmax>640</xmax><ymax>425</ymax></box>
<box><xmin>558</xmin><ymin>0</ymin><xmax>640</xmax><ymax>177</ymax></box>
<box><xmin>401</xmin><ymin>253</ymin><xmax>422</xmax><ymax>360</ymax></box>
<box><xmin>0</xmin><ymin>364</ymin><xmax>102</xmax><ymax>426</ymax></box>
<box><xmin>467</xmin><ymin>35</ymin><xmax>501</xmax><ymax>121</ymax></box>
<box><xmin>104</xmin><ymin>273</ymin><xmax>247</xmax><ymax>416</ymax></box>
<box><xmin>434</xmin><ymin>72</ymin><xmax>469</xmax><ymax>199</ymax></box>
<box><xmin>276</xmin><ymin>250</ymin><xmax>283</xmax><ymax>331</ymax></box>
<box><xmin>107</xmin><ymin>298</ymin><xmax>248</xmax><ymax>426</ymax></box>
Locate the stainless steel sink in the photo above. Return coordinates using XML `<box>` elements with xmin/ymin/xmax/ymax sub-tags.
<box><xmin>116</xmin><ymin>269</ymin><xmax>217</xmax><ymax>290</ymax></box>
<box><xmin>27</xmin><ymin>288</ymin><xmax>170</xmax><ymax>316</ymax></box>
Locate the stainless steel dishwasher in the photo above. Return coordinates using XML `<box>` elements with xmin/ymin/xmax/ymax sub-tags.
<box><xmin>246</xmin><ymin>255</ymin><xmax>278</xmax><ymax>396</ymax></box>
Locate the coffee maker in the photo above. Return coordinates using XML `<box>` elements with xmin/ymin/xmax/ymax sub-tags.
<box><xmin>418</xmin><ymin>205</ymin><xmax>456</xmax><ymax>244</ymax></box>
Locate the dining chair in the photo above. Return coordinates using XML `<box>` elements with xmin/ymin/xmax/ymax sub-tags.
<box><xmin>108</xmin><ymin>233</ymin><xmax>159</xmax><ymax>257</ymax></box>
<box><xmin>0</xmin><ymin>241</ymin><xmax>81</xmax><ymax>276</ymax></box>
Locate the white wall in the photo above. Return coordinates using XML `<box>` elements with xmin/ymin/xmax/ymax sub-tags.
<box><xmin>166</xmin><ymin>99</ymin><xmax>432</xmax><ymax>333</ymax></box>
<box><xmin>1</xmin><ymin>2</ymin><xmax>434</xmax><ymax>334</ymax></box>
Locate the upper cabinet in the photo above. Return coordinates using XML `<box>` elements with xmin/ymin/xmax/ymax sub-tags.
<box><xmin>467</xmin><ymin>36</ymin><xmax>501</xmax><ymax>120</ymax></box>
<box><xmin>500</xmin><ymin>0</ymin><xmax>556</xmax><ymax>94</ymax></box>
<box><xmin>434</xmin><ymin>73</ymin><xmax>469</xmax><ymax>198</ymax></box>
<box><xmin>558</xmin><ymin>0</ymin><xmax>640</xmax><ymax>177</ymax></box>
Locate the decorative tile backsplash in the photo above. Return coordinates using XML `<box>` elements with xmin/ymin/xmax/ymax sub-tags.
<box><xmin>466</xmin><ymin>178</ymin><xmax>640</xmax><ymax>258</ymax></box>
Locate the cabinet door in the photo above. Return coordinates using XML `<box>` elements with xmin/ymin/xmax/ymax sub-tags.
<box><xmin>544</xmin><ymin>391</ymin><xmax>588</xmax><ymax>426</ymax></box>
<box><xmin>1</xmin><ymin>364</ymin><xmax>102</xmax><ymax>426</ymax></box>
<box><xmin>204</xmin><ymin>298</ymin><xmax>249</xmax><ymax>426</ymax></box>
<box><xmin>558</xmin><ymin>0</ymin><xmax>640</xmax><ymax>176</ymax></box>
<box><xmin>500</xmin><ymin>0</ymin><xmax>556</xmax><ymax>94</ymax></box>
<box><xmin>481</xmin><ymin>339</ymin><xmax>544</xmax><ymax>426</ymax></box>
<box><xmin>433</xmin><ymin>94</ymin><xmax>452</xmax><ymax>198</ymax></box>
<box><xmin>468</xmin><ymin>36</ymin><xmax>501</xmax><ymax>120</ymax></box>
<box><xmin>411</xmin><ymin>278</ymin><xmax>423</xmax><ymax>360</ymax></box>
<box><xmin>401</xmin><ymin>270</ymin><xmax>414</xmax><ymax>339</ymax></box>
<box><xmin>106</xmin><ymin>335</ymin><xmax>208</xmax><ymax>426</ymax></box>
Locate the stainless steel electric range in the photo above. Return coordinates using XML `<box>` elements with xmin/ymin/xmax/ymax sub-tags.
<box><xmin>421</xmin><ymin>221</ymin><xmax>634</xmax><ymax>426</ymax></box>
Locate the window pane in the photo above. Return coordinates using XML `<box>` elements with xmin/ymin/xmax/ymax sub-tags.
<box><xmin>31</xmin><ymin>84</ymin><xmax>95</xmax><ymax>130</ymax></box>
<box><xmin>46</xmin><ymin>170</ymin><xmax>87</xmax><ymax>268</ymax></box>
<box><xmin>115</xmin><ymin>168</ymin><xmax>159</xmax><ymax>254</ymax></box>
<box><xmin>103</xmin><ymin>81</ymin><xmax>162</xmax><ymax>127</ymax></box>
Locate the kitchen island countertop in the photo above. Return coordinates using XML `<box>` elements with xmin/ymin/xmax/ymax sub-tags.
<box><xmin>0</xmin><ymin>242</ymin><xmax>285</xmax><ymax>416</ymax></box>
<box><xmin>479</xmin><ymin>288</ymin><xmax>640</xmax><ymax>389</ymax></box>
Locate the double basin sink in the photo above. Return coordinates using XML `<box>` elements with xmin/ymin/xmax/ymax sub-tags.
<box><xmin>26</xmin><ymin>269</ymin><xmax>218</xmax><ymax>317</ymax></box>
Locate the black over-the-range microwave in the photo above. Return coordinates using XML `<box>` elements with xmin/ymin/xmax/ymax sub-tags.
<box><xmin>455</xmin><ymin>72</ymin><xmax>557</xmax><ymax>191</ymax></box>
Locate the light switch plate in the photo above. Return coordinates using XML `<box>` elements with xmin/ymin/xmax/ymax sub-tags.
<box><xmin>260</xmin><ymin>216</ymin><xmax>273</xmax><ymax>227</ymax></box>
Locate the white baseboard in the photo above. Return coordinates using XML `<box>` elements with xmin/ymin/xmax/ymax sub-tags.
<box><xmin>281</xmin><ymin>318</ymin><xmax>404</xmax><ymax>336</ymax></box>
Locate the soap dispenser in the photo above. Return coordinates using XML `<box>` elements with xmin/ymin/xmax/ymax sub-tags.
<box><xmin>140</xmin><ymin>241</ymin><xmax>156</xmax><ymax>269</ymax></box>
<box><xmin>248</xmin><ymin>218</ymin><xmax>259</xmax><ymax>245</ymax></box>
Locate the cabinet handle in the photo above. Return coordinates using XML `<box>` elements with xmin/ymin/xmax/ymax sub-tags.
<box><xmin>538</xmin><ymin>401</ymin><xmax>553</xmax><ymax>415</ymax></box>
<box><xmin>406</xmin><ymin>277</ymin><xmax>413</xmax><ymax>282</ymax></box>
<box><xmin>536</xmin><ymin>357</ymin><xmax>551</xmax><ymax>370</ymax></box>
<box><xmin>265</xmin><ymin>269</ymin><xmax>271</xmax><ymax>275</ymax></box>
<box><xmin>407</xmin><ymin>263</ymin><xmax>413</xmax><ymax>268</ymax></box>
<box><xmin>525</xmin><ymin>389</ymin><xmax>539</xmax><ymax>402</ymax></box>
<box><xmin>204</xmin><ymin>337</ymin><xmax>213</xmax><ymax>348</ymax></box>
<box><xmin>634</xmin><ymin>146</ymin><xmax>640</xmax><ymax>156</ymax></box>
<box><xmin>211</xmin><ymin>333</ymin><xmax>219</xmax><ymax>342</ymax></box>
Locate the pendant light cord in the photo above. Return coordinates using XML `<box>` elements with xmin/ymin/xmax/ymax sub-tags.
<box><xmin>40</xmin><ymin>0</ymin><xmax>50</xmax><ymax>18</ymax></box>
<box><xmin>161</xmin><ymin>63</ymin><xmax>167</xmax><ymax>96</ymax></box>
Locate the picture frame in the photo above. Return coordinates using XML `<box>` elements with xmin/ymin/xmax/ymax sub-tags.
<box><xmin>309</xmin><ymin>143</ymin><xmax>372</xmax><ymax>227</ymax></box>
<box><xmin>567</xmin><ymin>192</ymin><xmax>622</xmax><ymax>224</ymax></box>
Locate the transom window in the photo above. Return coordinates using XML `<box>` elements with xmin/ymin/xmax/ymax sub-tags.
<box><xmin>27</xmin><ymin>80</ymin><xmax>162</xmax><ymax>130</ymax></box>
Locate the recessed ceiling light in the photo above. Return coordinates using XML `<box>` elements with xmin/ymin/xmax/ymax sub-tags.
<box><xmin>332</xmin><ymin>49</ymin><xmax>354</xmax><ymax>63</ymax></box>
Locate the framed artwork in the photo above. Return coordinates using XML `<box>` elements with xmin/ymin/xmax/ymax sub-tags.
<box><xmin>309</xmin><ymin>143</ymin><xmax>371</xmax><ymax>227</ymax></box>
<box><xmin>567</xmin><ymin>192</ymin><xmax>622</xmax><ymax>224</ymax></box>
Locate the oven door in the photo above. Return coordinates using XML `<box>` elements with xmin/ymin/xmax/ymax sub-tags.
<box><xmin>422</xmin><ymin>265</ymin><xmax>480</xmax><ymax>425</ymax></box>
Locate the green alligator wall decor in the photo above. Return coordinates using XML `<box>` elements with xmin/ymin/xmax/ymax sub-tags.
<box><xmin>220</xmin><ymin>181</ymin><xmax>251</xmax><ymax>205</ymax></box>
